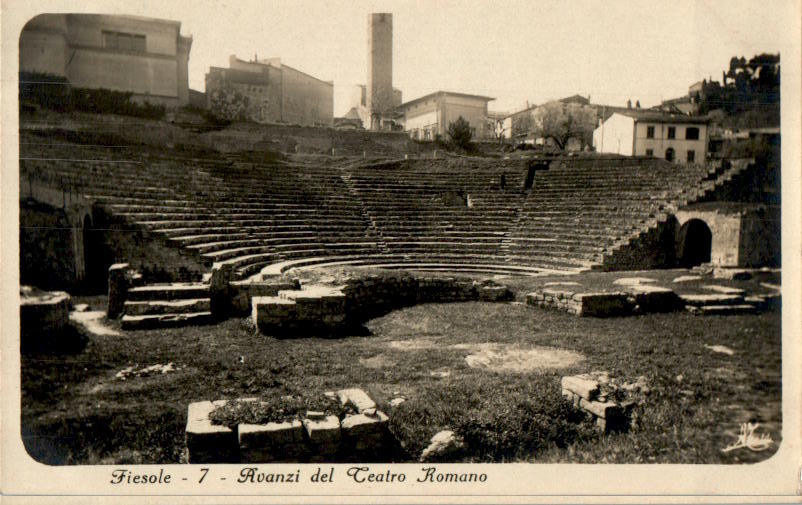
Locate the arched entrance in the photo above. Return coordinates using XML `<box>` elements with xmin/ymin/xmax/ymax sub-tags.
<box><xmin>665</xmin><ymin>147</ymin><xmax>675</xmax><ymax>162</ymax></box>
<box><xmin>81</xmin><ymin>214</ymin><xmax>105</xmax><ymax>293</ymax></box>
<box><xmin>676</xmin><ymin>218</ymin><xmax>712</xmax><ymax>267</ymax></box>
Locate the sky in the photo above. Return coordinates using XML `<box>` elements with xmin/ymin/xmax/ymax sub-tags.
<box><xmin>10</xmin><ymin>0</ymin><xmax>797</xmax><ymax>115</ymax></box>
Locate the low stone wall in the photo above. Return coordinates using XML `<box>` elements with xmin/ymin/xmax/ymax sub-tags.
<box><xmin>251</xmin><ymin>272</ymin><xmax>513</xmax><ymax>335</ymax></box>
<box><xmin>526</xmin><ymin>289</ymin><xmax>633</xmax><ymax>317</ymax></box>
<box><xmin>186</xmin><ymin>388</ymin><xmax>392</xmax><ymax>463</ymax></box>
<box><xmin>526</xmin><ymin>284</ymin><xmax>684</xmax><ymax>317</ymax></box>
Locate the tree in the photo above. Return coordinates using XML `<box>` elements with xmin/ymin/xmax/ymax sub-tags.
<box><xmin>447</xmin><ymin>116</ymin><xmax>473</xmax><ymax>150</ymax></box>
<box><xmin>511</xmin><ymin>111</ymin><xmax>534</xmax><ymax>139</ymax></box>
<box><xmin>532</xmin><ymin>101</ymin><xmax>597</xmax><ymax>150</ymax></box>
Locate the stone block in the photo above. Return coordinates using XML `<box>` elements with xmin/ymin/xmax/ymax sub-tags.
<box><xmin>626</xmin><ymin>285</ymin><xmax>682</xmax><ymax>313</ymax></box>
<box><xmin>238</xmin><ymin>420</ymin><xmax>307</xmax><ymax>462</ymax></box>
<box><xmin>252</xmin><ymin>296</ymin><xmax>297</xmax><ymax>331</ymax></box>
<box><xmin>579</xmin><ymin>398</ymin><xmax>623</xmax><ymax>420</ymax></box>
<box><xmin>20</xmin><ymin>289</ymin><xmax>71</xmax><ymax>335</ymax></box>
<box><xmin>337</xmin><ymin>388</ymin><xmax>377</xmax><ymax>413</ymax></box>
<box><xmin>303</xmin><ymin>415</ymin><xmax>341</xmax><ymax>447</ymax></box>
<box><xmin>341</xmin><ymin>411</ymin><xmax>389</xmax><ymax>437</ymax></box>
<box><xmin>574</xmin><ymin>292</ymin><xmax>633</xmax><ymax>317</ymax></box>
<box><xmin>107</xmin><ymin>263</ymin><xmax>130</xmax><ymax>319</ymax></box>
<box><xmin>185</xmin><ymin>401</ymin><xmax>237</xmax><ymax>463</ymax></box>
<box><xmin>561</xmin><ymin>376</ymin><xmax>600</xmax><ymax>400</ymax></box>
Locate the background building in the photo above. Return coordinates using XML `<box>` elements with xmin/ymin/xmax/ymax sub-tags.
<box><xmin>338</xmin><ymin>84</ymin><xmax>402</xmax><ymax>129</ymax></box>
<box><xmin>397</xmin><ymin>91</ymin><xmax>494</xmax><ymax>141</ymax></box>
<box><xmin>20</xmin><ymin>13</ymin><xmax>192</xmax><ymax>106</ymax></box>
<box><xmin>205</xmin><ymin>55</ymin><xmax>333</xmax><ymax>126</ymax></box>
<box><xmin>593</xmin><ymin>110</ymin><xmax>709</xmax><ymax>162</ymax></box>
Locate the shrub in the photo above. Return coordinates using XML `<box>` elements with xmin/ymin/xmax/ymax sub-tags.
<box><xmin>447</xmin><ymin>116</ymin><xmax>474</xmax><ymax>151</ymax></box>
<box><xmin>19</xmin><ymin>72</ymin><xmax>72</xmax><ymax>112</ymax></box>
<box><xmin>209</xmin><ymin>392</ymin><xmax>349</xmax><ymax>428</ymax></box>
<box><xmin>18</xmin><ymin>72</ymin><xmax>166</xmax><ymax>119</ymax></box>
<box><xmin>453</xmin><ymin>393</ymin><xmax>597</xmax><ymax>462</ymax></box>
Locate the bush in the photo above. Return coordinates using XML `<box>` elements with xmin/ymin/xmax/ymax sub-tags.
<box><xmin>19</xmin><ymin>72</ymin><xmax>166</xmax><ymax>119</ymax></box>
<box><xmin>19</xmin><ymin>72</ymin><xmax>72</xmax><ymax>112</ymax></box>
<box><xmin>452</xmin><ymin>393</ymin><xmax>597</xmax><ymax>462</ymax></box>
<box><xmin>209</xmin><ymin>392</ymin><xmax>349</xmax><ymax>428</ymax></box>
<box><xmin>447</xmin><ymin>116</ymin><xmax>474</xmax><ymax>151</ymax></box>
<box><xmin>387</xmin><ymin>379</ymin><xmax>597</xmax><ymax>462</ymax></box>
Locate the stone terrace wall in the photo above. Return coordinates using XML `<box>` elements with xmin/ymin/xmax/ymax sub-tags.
<box><xmin>95</xmin><ymin>209</ymin><xmax>209</xmax><ymax>284</ymax></box>
<box><xmin>251</xmin><ymin>271</ymin><xmax>513</xmax><ymax>336</ymax></box>
<box><xmin>599</xmin><ymin>218</ymin><xmax>679</xmax><ymax>271</ymax></box>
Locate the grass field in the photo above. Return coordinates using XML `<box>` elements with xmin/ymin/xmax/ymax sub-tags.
<box><xmin>20</xmin><ymin>270</ymin><xmax>781</xmax><ymax>465</ymax></box>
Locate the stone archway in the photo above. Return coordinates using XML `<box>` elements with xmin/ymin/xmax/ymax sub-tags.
<box><xmin>676</xmin><ymin>218</ymin><xmax>712</xmax><ymax>267</ymax></box>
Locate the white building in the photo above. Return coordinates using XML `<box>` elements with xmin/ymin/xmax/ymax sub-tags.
<box><xmin>396</xmin><ymin>91</ymin><xmax>494</xmax><ymax>141</ymax></box>
<box><xmin>20</xmin><ymin>14</ymin><xmax>192</xmax><ymax>106</ymax></box>
<box><xmin>593</xmin><ymin>110</ymin><xmax>709</xmax><ymax>163</ymax></box>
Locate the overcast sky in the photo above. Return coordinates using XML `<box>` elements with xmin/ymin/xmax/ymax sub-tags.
<box><xmin>14</xmin><ymin>0</ymin><xmax>797</xmax><ymax>115</ymax></box>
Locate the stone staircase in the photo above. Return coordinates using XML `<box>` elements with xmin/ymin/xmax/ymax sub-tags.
<box><xmin>121</xmin><ymin>282</ymin><xmax>214</xmax><ymax>330</ymax></box>
<box><xmin>338</xmin><ymin>171</ymin><xmax>389</xmax><ymax>254</ymax></box>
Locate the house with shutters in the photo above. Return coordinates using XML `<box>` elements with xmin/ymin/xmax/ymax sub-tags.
<box><xmin>593</xmin><ymin>110</ymin><xmax>709</xmax><ymax>162</ymax></box>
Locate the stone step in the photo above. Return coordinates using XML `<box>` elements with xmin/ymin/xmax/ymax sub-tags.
<box><xmin>694</xmin><ymin>304</ymin><xmax>757</xmax><ymax>315</ymax></box>
<box><xmin>126</xmin><ymin>283</ymin><xmax>209</xmax><ymax>301</ymax></box>
<box><xmin>121</xmin><ymin>311</ymin><xmax>215</xmax><ymax>330</ymax></box>
<box><xmin>123</xmin><ymin>298</ymin><xmax>211</xmax><ymax>316</ymax></box>
<box><xmin>679</xmin><ymin>293</ymin><xmax>745</xmax><ymax>307</ymax></box>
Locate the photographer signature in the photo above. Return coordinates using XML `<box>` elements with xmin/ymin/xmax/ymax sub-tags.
<box><xmin>722</xmin><ymin>422</ymin><xmax>773</xmax><ymax>453</ymax></box>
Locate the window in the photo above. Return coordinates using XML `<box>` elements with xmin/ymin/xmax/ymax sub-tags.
<box><xmin>102</xmin><ymin>30</ymin><xmax>146</xmax><ymax>52</ymax></box>
<box><xmin>665</xmin><ymin>147</ymin><xmax>675</xmax><ymax>162</ymax></box>
<box><xmin>686</xmin><ymin>150</ymin><xmax>695</xmax><ymax>163</ymax></box>
<box><xmin>667</xmin><ymin>126</ymin><xmax>676</xmax><ymax>139</ymax></box>
<box><xmin>685</xmin><ymin>127</ymin><xmax>700</xmax><ymax>140</ymax></box>
<box><xmin>645</xmin><ymin>148</ymin><xmax>654</xmax><ymax>156</ymax></box>
<box><xmin>424</xmin><ymin>129</ymin><xmax>431</xmax><ymax>141</ymax></box>
<box><xmin>646</xmin><ymin>126</ymin><xmax>655</xmax><ymax>139</ymax></box>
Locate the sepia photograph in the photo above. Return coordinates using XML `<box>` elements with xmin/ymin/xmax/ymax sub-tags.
<box><xmin>2</xmin><ymin>0</ymin><xmax>800</xmax><ymax>501</ymax></box>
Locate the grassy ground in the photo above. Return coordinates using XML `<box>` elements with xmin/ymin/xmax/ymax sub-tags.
<box><xmin>20</xmin><ymin>270</ymin><xmax>781</xmax><ymax>465</ymax></box>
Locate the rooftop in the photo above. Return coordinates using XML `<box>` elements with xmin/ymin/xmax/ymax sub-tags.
<box><xmin>396</xmin><ymin>91</ymin><xmax>495</xmax><ymax>111</ymax></box>
<box><xmin>612</xmin><ymin>110</ymin><xmax>709</xmax><ymax>124</ymax></box>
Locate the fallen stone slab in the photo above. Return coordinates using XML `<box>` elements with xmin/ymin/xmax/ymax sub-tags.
<box><xmin>672</xmin><ymin>275</ymin><xmax>702</xmax><ymax>283</ymax></box>
<box><xmin>703</xmin><ymin>285</ymin><xmax>745</xmax><ymax>295</ymax></box>
<box><xmin>704</xmin><ymin>344</ymin><xmax>735</xmax><ymax>356</ymax></box>
<box><xmin>420</xmin><ymin>430</ymin><xmax>464</xmax><ymax>462</ymax></box>
<box><xmin>613</xmin><ymin>277</ymin><xmax>657</xmax><ymax>286</ymax></box>
<box><xmin>679</xmin><ymin>293</ymin><xmax>744</xmax><ymax>307</ymax></box>
<box><xmin>698</xmin><ymin>304</ymin><xmax>757</xmax><ymax>315</ymax></box>
<box><xmin>337</xmin><ymin>388</ymin><xmax>377</xmax><ymax>413</ymax></box>
<box><xmin>185</xmin><ymin>401</ymin><xmax>238</xmax><ymax>463</ymax></box>
<box><xmin>121</xmin><ymin>311</ymin><xmax>214</xmax><ymax>330</ymax></box>
<box><xmin>561</xmin><ymin>375</ymin><xmax>600</xmax><ymax>401</ymax></box>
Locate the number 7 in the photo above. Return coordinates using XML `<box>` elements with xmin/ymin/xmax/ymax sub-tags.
<box><xmin>199</xmin><ymin>468</ymin><xmax>209</xmax><ymax>483</ymax></box>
